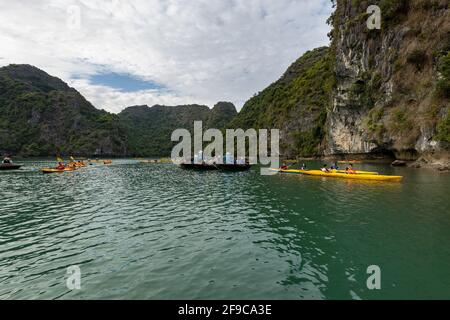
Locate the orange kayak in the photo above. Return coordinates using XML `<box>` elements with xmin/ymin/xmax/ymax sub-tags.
<box><xmin>42</xmin><ymin>167</ymin><xmax>76</xmax><ymax>174</ymax></box>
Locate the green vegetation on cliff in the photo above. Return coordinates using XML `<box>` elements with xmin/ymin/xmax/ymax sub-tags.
<box><xmin>118</xmin><ymin>102</ymin><xmax>237</xmax><ymax>157</ymax></box>
<box><xmin>436</xmin><ymin>52</ymin><xmax>450</xmax><ymax>99</ymax></box>
<box><xmin>0</xmin><ymin>65</ymin><xmax>237</xmax><ymax>157</ymax></box>
<box><xmin>327</xmin><ymin>0</ymin><xmax>449</xmax><ymax>157</ymax></box>
<box><xmin>1</xmin><ymin>1</ymin><xmax>448</xmax><ymax>161</ymax></box>
<box><xmin>230</xmin><ymin>47</ymin><xmax>334</xmax><ymax>157</ymax></box>
<box><xmin>435</xmin><ymin>52</ymin><xmax>450</xmax><ymax>142</ymax></box>
<box><xmin>436</xmin><ymin>108</ymin><xmax>450</xmax><ymax>143</ymax></box>
<box><xmin>0</xmin><ymin>65</ymin><xmax>127</xmax><ymax>156</ymax></box>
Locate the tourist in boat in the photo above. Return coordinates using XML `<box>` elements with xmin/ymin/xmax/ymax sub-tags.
<box><xmin>346</xmin><ymin>164</ymin><xmax>356</xmax><ymax>174</ymax></box>
<box><xmin>56</xmin><ymin>162</ymin><xmax>65</xmax><ymax>170</ymax></box>
<box><xmin>301</xmin><ymin>163</ymin><xmax>307</xmax><ymax>170</ymax></box>
<box><xmin>2</xmin><ymin>155</ymin><xmax>12</xmax><ymax>164</ymax></box>
<box><xmin>330</xmin><ymin>162</ymin><xmax>339</xmax><ymax>170</ymax></box>
<box><xmin>280</xmin><ymin>164</ymin><xmax>289</xmax><ymax>170</ymax></box>
<box><xmin>321</xmin><ymin>164</ymin><xmax>330</xmax><ymax>173</ymax></box>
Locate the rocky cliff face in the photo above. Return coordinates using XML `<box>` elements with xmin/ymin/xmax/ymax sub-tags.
<box><xmin>0</xmin><ymin>64</ymin><xmax>237</xmax><ymax>158</ymax></box>
<box><xmin>0</xmin><ymin>64</ymin><xmax>128</xmax><ymax>156</ymax></box>
<box><xmin>228</xmin><ymin>1</ymin><xmax>449</xmax><ymax>168</ymax></box>
<box><xmin>327</xmin><ymin>0</ymin><xmax>449</xmax><ymax>163</ymax></box>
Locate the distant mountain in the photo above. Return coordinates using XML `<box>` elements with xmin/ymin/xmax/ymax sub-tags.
<box><xmin>205</xmin><ymin>101</ymin><xmax>238</xmax><ymax>128</ymax></box>
<box><xmin>0</xmin><ymin>64</ymin><xmax>128</xmax><ymax>157</ymax></box>
<box><xmin>118</xmin><ymin>102</ymin><xmax>237</xmax><ymax>156</ymax></box>
<box><xmin>0</xmin><ymin>65</ymin><xmax>238</xmax><ymax>158</ymax></box>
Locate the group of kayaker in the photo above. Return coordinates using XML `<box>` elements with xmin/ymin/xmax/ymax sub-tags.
<box><xmin>41</xmin><ymin>157</ymin><xmax>90</xmax><ymax>174</ymax></box>
<box><xmin>56</xmin><ymin>162</ymin><xmax>66</xmax><ymax>170</ymax></box>
<box><xmin>321</xmin><ymin>162</ymin><xmax>356</xmax><ymax>174</ymax></box>
<box><xmin>55</xmin><ymin>160</ymin><xmax>86</xmax><ymax>170</ymax></box>
<box><xmin>280</xmin><ymin>163</ymin><xmax>308</xmax><ymax>170</ymax></box>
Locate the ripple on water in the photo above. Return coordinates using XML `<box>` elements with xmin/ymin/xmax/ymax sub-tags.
<box><xmin>0</xmin><ymin>161</ymin><xmax>450</xmax><ymax>299</ymax></box>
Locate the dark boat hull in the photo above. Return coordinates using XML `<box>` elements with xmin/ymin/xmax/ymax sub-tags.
<box><xmin>0</xmin><ymin>164</ymin><xmax>22</xmax><ymax>170</ymax></box>
<box><xmin>216</xmin><ymin>164</ymin><xmax>252</xmax><ymax>172</ymax></box>
<box><xmin>180</xmin><ymin>163</ymin><xmax>218</xmax><ymax>171</ymax></box>
<box><xmin>179</xmin><ymin>163</ymin><xmax>252</xmax><ymax>172</ymax></box>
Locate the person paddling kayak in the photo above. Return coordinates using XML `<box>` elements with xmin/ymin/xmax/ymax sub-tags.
<box><xmin>346</xmin><ymin>164</ymin><xmax>356</xmax><ymax>174</ymax></box>
<box><xmin>330</xmin><ymin>162</ymin><xmax>339</xmax><ymax>170</ymax></box>
<box><xmin>56</xmin><ymin>162</ymin><xmax>65</xmax><ymax>170</ymax></box>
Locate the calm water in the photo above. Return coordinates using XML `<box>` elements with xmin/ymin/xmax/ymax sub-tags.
<box><xmin>0</xmin><ymin>160</ymin><xmax>449</xmax><ymax>300</ymax></box>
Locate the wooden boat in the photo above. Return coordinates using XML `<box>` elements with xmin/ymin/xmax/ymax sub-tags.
<box><xmin>179</xmin><ymin>163</ymin><xmax>218</xmax><ymax>171</ymax></box>
<box><xmin>0</xmin><ymin>163</ymin><xmax>22</xmax><ymax>170</ymax></box>
<box><xmin>180</xmin><ymin>162</ymin><xmax>252</xmax><ymax>172</ymax></box>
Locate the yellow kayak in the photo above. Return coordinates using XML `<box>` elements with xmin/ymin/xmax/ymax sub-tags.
<box><xmin>272</xmin><ymin>169</ymin><xmax>402</xmax><ymax>181</ymax></box>
<box><xmin>333</xmin><ymin>169</ymin><xmax>378</xmax><ymax>175</ymax></box>
<box><xmin>42</xmin><ymin>167</ymin><xmax>76</xmax><ymax>174</ymax></box>
<box><xmin>301</xmin><ymin>170</ymin><xmax>402</xmax><ymax>181</ymax></box>
<box><xmin>274</xmin><ymin>169</ymin><xmax>378</xmax><ymax>175</ymax></box>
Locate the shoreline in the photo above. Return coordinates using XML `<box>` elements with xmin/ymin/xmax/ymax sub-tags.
<box><xmin>9</xmin><ymin>155</ymin><xmax>450</xmax><ymax>172</ymax></box>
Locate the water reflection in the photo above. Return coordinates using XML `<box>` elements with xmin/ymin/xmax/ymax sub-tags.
<box><xmin>0</xmin><ymin>160</ymin><xmax>449</xmax><ymax>299</ymax></box>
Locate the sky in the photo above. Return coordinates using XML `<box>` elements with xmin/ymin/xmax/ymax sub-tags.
<box><xmin>0</xmin><ymin>0</ymin><xmax>333</xmax><ymax>113</ymax></box>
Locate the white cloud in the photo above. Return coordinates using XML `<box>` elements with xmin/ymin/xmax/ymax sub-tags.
<box><xmin>0</xmin><ymin>0</ymin><xmax>332</xmax><ymax>113</ymax></box>
<box><xmin>69</xmin><ymin>78</ymin><xmax>210</xmax><ymax>114</ymax></box>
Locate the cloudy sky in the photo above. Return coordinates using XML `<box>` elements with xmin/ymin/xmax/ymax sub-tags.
<box><xmin>0</xmin><ymin>0</ymin><xmax>333</xmax><ymax>113</ymax></box>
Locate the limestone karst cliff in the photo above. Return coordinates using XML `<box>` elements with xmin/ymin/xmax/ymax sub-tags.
<box><xmin>231</xmin><ymin>0</ymin><xmax>449</xmax><ymax>169</ymax></box>
<box><xmin>327</xmin><ymin>0</ymin><xmax>449</xmax><ymax>165</ymax></box>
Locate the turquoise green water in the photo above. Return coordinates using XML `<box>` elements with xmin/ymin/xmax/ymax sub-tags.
<box><xmin>0</xmin><ymin>160</ymin><xmax>449</xmax><ymax>300</ymax></box>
